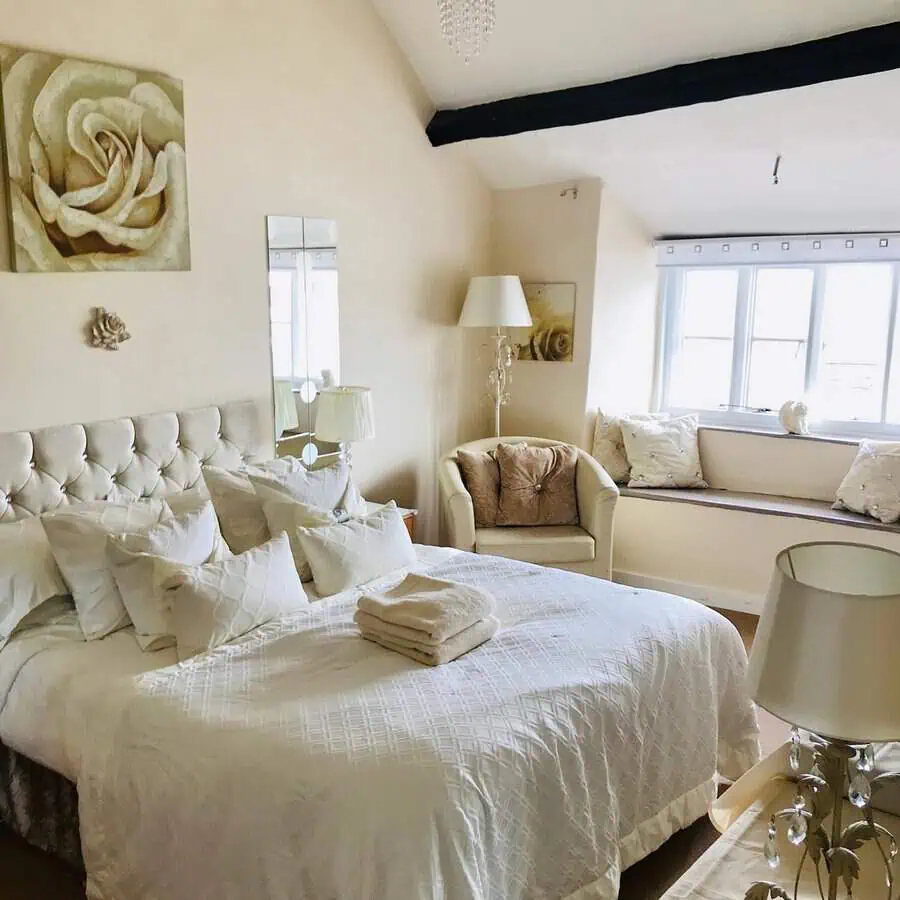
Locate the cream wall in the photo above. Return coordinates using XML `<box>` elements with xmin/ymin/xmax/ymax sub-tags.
<box><xmin>489</xmin><ymin>180</ymin><xmax>603</xmax><ymax>445</ymax></box>
<box><xmin>583</xmin><ymin>190</ymin><xmax>658</xmax><ymax>446</ymax></box>
<box><xmin>0</xmin><ymin>0</ymin><xmax>491</xmax><ymax>542</ymax></box>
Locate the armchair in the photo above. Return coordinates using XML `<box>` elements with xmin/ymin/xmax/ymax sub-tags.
<box><xmin>439</xmin><ymin>437</ymin><xmax>619</xmax><ymax>579</ymax></box>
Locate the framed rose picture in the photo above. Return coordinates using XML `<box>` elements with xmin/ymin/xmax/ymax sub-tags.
<box><xmin>0</xmin><ymin>45</ymin><xmax>191</xmax><ymax>272</ymax></box>
<box><xmin>517</xmin><ymin>282</ymin><xmax>576</xmax><ymax>362</ymax></box>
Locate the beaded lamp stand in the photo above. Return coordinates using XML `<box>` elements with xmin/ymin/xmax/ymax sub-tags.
<box><xmin>747</xmin><ymin>729</ymin><xmax>899</xmax><ymax>900</ymax></box>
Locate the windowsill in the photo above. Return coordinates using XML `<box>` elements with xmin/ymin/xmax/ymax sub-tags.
<box><xmin>697</xmin><ymin>423</ymin><xmax>860</xmax><ymax>447</ymax></box>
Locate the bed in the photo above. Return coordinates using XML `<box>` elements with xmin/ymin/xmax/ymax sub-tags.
<box><xmin>0</xmin><ymin>401</ymin><xmax>760</xmax><ymax>900</ymax></box>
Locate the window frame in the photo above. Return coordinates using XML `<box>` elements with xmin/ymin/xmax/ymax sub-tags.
<box><xmin>655</xmin><ymin>242</ymin><xmax>900</xmax><ymax>439</ymax></box>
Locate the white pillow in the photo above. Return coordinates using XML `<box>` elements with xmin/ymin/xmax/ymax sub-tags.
<box><xmin>107</xmin><ymin>501</ymin><xmax>231</xmax><ymax>651</ymax></box>
<box><xmin>592</xmin><ymin>410</ymin><xmax>669</xmax><ymax>483</ymax></box>
<box><xmin>249</xmin><ymin>460</ymin><xmax>365</xmax><ymax>518</ymax></box>
<box><xmin>202</xmin><ymin>457</ymin><xmax>306</xmax><ymax>554</ymax></box>
<box><xmin>159</xmin><ymin>532</ymin><xmax>308</xmax><ymax>661</ymax></box>
<box><xmin>256</xmin><ymin>496</ymin><xmax>339</xmax><ymax>581</ymax></box>
<box><xmin>42</xmin><ymin>499</ymin><xmax>169</xmax><ymax>640</ymax></box>
<box><xmin>0</xmin><ymin>517</ymin><xmax>69</xmax><ymax>650</ymax></box>
<box><xmin>295</xmin><ymin>501</ymin><xmax>416</xmax><ymax>598</ymax></box>
<box><xmin>834</xmin><ymin>441</ymin><xmax>900</xmax><ymax>524</ymax></box>
<box><xmin>621</xmin><ymin>415</ymin><xmax>708</xmax><ymax>489</ymax></box>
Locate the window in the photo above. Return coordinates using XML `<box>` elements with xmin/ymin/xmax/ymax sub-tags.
<box><xmin>657</xmin><ymin>238</ymin><xmax>900</xmax><ymax>435</ymax></box>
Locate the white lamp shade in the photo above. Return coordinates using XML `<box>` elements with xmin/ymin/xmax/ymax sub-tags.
<box><xmin>747</xmin><ymin>542</ymin><xmax>900</xmax><ymax>742</ymax></box>
<box><xmin>314</xmin><ymin>386</ymin><xmax>375</xmax><ymax>443</ymax></box>
<box><xmin>458</xmin><ymin>275</ymin><xmax>532</xmax><ymax>328</ymax></box>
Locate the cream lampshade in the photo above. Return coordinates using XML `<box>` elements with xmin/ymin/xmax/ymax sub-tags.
<box><xmin>458</xmin><ymin>275</ymin><xmax>532</xmax><ymax>438</ymax></box>
<box><xmin>315</xmin><ymin>386</ymin><xmax>374</xmax><ymax>467</ymax></box>
<box><xmin>747</xmin><ymin>541</ymin><xmax>900</xmax><ymax>743</ymax></box>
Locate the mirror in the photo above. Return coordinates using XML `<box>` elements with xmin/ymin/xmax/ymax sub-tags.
<box><xmin>266</xmin><ymin>216</ymin><xmax>341</xmax><ymax>466</ymax></box>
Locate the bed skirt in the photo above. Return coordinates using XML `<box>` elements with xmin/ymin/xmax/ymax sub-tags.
<box><xmin>0</xmin><ymin>741</ymin><xmax>83</xmax><ymax>870</ymax></box>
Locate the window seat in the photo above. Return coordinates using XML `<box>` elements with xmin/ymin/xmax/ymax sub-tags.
<box><xmin>619</xmin><ymin>486</ymin><xmax>900</xmax><ymax>535</ymax></box>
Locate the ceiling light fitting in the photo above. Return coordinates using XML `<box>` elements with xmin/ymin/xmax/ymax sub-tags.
<box><xmin>438</xmin><ymin>0</ymin><xmax>495</xmax><ymax>61</ymax></box>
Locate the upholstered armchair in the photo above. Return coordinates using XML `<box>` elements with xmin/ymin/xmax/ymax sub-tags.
<box><xmin>438</xmin><ymin>437</ymin><xmax>619</xmax><ymax>579</ymax></box>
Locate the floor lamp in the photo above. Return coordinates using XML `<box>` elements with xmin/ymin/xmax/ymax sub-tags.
<box><xmin>458</xmin><ymin>275</ymin><xmax>532</xmax><ymax>438</ymax></box>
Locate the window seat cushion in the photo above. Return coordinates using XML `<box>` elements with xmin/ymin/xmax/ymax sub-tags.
<box><xmin>475</xmin><ymin>526</ymin><xmax>595</xmax><ymax>565</ymax></box>
<box><xmin>620</xmin><ymin>487</ymin><xmax>900</xmax><ymax>534</ymax></box>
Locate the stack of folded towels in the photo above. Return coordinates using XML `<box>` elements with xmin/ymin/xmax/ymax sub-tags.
<box><xmin>354</xmin><ymin>574</ymin><xmax>499</xmax><ymax>666</ymax></box>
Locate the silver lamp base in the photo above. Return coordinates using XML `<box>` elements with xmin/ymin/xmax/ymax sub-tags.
<box><xmin>747</xmin><ymin>729</ymin><xmax>898</xmax><ymax>900</ymax></box>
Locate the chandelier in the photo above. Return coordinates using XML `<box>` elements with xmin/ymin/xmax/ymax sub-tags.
<box><xmin>438</xmin><ymin>0</ymin><xmax>496</xmax><ymax>61</ymax></box>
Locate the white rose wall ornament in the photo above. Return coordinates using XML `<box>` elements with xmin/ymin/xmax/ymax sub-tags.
<box><xmin>0</xmin><ymin>46</ymin><xmax>191</xmax><ymax>272</ymax></box>
<box><xmin>778</xmin><ymin>400</ymin><xmax>810</xmax><ymax>435</ymax></box>
<box><xmin>87</xmin><ymin>307</ymin><xmax>130</xmax><ymax>350</ymax></box>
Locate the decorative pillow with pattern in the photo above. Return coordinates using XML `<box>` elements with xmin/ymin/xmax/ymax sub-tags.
<box><xmin>107</xmin><ymin>500</ymin><xmax>231</xmax><ymax>651</ymax></box>
<box><xmin>294</xmin><ymin>501</ymin><xmax>416</xmax><ymax>597</ymax></box>
<box><xmin>592</xmin><ymin>410</ymin><xmax>670</xmax><ymax>483</ymax></box>
<box><xmin>0</xmin><ymin>517</ymin><xmax>69</xmax><ymax>651</ymax></box>
<box><xmin>456</xmin><ymin>448</ymin><xmax>501</xmax><ymax>527</ymax></box>
<box><xmin>834</xmin><ymin>441</ymin><xmax>900</xmax><ymax>524</ymax></box>
<box><xmin>495</xmin><ymin>443</ymin><xmax>579</xmax><ymax>527</ymax></box>
<box><xmin>160</xmin><ymin>532</ymin><xmax>308</xmax><ymax>661</ymax></box>
<box><xmin>256</xmin><ymin>496</ymin><xmax>340</xmax><ymax>581</ymax></box>
<box><xmin>43</xmin><ymin>499</ymin><xmax>169</xmax><ymax>640</ymax></box>
<box><xmin>621</xmin><ymin>415</ymin><xmax>707</xmax><ymax>489</ymax></box>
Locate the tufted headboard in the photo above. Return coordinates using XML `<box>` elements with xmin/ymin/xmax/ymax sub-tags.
<box><xmin>0</xmin><ymin>401</ymin><xmax>268</xmax><ymax>522</ymax></box>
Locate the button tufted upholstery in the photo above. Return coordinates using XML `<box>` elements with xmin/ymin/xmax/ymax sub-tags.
<box><xmin>0</xmin><ymin>401</ymin><xmax>267</xmax><ymax>523</ymax></box>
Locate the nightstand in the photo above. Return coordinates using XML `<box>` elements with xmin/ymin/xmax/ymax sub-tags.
<box><xmin>363</xmin><ymin>501</ymin><xmax>418</xmax><ymax>541</ymax></box>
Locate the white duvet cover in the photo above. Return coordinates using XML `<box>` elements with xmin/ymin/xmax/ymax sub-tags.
<box><xmin>79</xmin><ymin>551</ymin><xmax>759</xmax><ymax>900</ymax></box>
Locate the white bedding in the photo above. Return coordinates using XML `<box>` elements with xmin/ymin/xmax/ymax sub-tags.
<box><xmin>77</xmin><ymin>550</ymin><xmax>759</xmax><ymax>900</ymax></box>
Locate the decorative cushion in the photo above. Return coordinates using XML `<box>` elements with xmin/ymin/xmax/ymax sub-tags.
<box><xmin>0</xmin><ymin>517</ymin><xmax>69</xmax><ymax>650</ymax></box>
<box><xmin>294</xmin><ymin>501</ymin><xmax>416</xmax><ymax>597</ymax></box>
<box><xmin>42</xmin><ymin>499</ymin><xmax>169</xmax><ymax>640</ymax></box>
<box><xmin>159</xmin><ymin>532</ymin><xmax>308</xmax><ymax>661</ymax></box>
<box><xmin>592</xmin><ymin>410</ymin><xmax>669</xmax><ymax>483</ymax></box>
<box><xmin>495</xmin><ymin>443</ymin><xmax>579</xmax><ymax>527</ymax></box>
<box><xmin>202</xmin><ymin>457</ymin><xmax>306</xmax><ymax>554</ymax></box>
<box><xmin>456</xmin><ymin>448</ymin><xmax>500</xmax><ymax>527</ymax></box>
<box><xmin>621</xmin><ymin>415</ymin><xmax>708</xmax><ymax>489</ymax></box>
<box><xmin>257</xmin><ymin>497</ymin><xmax>339</xmax><ymax>581</ymax></box>
<box><xmin>834</xmin><ymin>441</ymin><xmax>900</xmax><ymax>524</ymax></box>
<box><xmin>107</xmin><ymin>500</ymin><xmax>231</xmax><ymax>651</ymax></box>
<box><xmin>248</xmin><ymin>461</ymin><xmax>364</xmax><ymax>519</ymax></box>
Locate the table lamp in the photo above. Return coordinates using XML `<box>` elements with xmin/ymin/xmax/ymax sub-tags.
<box><xmin>314</xmin><ymin>386</ymin><xmax>374</xmax><ymax>470</ymax></box>
<box><xmin>745</xmin><ymin>541</ymin><xmax>900</xmax><ymax>900</ymax></box>
<box><xmin>458</xmin><ymin>275</ymin><xmax>532</xmax><ymax>438</ymax></box>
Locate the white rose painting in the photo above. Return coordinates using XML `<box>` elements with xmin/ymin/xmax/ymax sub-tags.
<box><xmin>517</xmin><ymin>283</ymin><xmax>576</xmax><ymax>362</ymax></box>
<box><xmin>0</xmin><ymin>46</ymin><xmax>190</xmax><ymax>272</ymax></box>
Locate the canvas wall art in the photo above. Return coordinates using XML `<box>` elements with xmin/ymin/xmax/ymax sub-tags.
<box><xmin>518</xmin><ymin>282</ymin><xmax>576</xmax><ymax>362</ymax></box>
<box><xmin>0</xmin><ymin>46</ymin><xmax>190</xmax><ymax>272</ymax></box>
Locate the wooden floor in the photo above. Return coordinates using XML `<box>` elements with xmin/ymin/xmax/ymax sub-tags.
<box><xmin>0</xmin><ymin>608</ymin><xmax>786</xmax><ymax>900</ymax></box>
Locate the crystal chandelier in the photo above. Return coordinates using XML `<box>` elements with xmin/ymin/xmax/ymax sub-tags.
<box><xmin>438</xmin><ymin>0</ymin><xmax>496</xmax><ymax>61</ymax></box>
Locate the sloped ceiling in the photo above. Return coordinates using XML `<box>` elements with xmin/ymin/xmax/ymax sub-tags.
<box><xmin>372</xmin><ymin>0</ymin><xmax>900</xmax><ymax>236</ymax></box>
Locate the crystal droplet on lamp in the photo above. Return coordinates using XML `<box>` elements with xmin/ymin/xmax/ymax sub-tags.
<box><xmin>858</xmin><ymin>744</ymin><xmax>875</xmax><ymax>773</ymax></box>
<box><xmin>789</xmin><ymin>727</ymin><xmax>801</xmax><ymax>772</ymax></box>
<box><xmin>788</xmin><ymin>812</ymin><xmax>807</xmax><ymax>845</ymax></box>
<box><xmin>764</xmin><ymin>819</ymin><xmax>780</xmax><ymax>869</ymax></box>
<box><xmin>793</xmin><ymin>790</ymin><xmax>806</xmax><ymax>811</ymax></box>
<box><xmin>849</xmin><ymin>772</ymin><xmax>871</xmax><ymax>808</ymax></box>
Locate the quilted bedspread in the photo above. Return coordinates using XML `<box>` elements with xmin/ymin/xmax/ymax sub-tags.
<box><xmin>79</xmin><ymin>551</ymin><xmax>759</xmax><ymax>900</ymax></box>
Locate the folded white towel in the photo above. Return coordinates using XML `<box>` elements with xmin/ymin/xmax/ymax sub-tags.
<box><xmin>357</xmin><ymin>574</ymin><xmax>494</xmax><ymax>643</ymax></box>
<box><xmin>354</xmin><ymin>609</ymin><xmax>477</xmax><ymax>647</ymax></box>
<box><xmin>360</xmin><ymin>615</ymin><xmax>500</xmax><ymax>666</ymax></box>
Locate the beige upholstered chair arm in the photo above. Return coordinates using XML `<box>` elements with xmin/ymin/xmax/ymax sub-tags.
<box><xmin>438</xmin><ymin>455</ymin><xmax>476</xmax><ymax>551</ymax></box>
<box><xmin>575</xmin><ymin>451</ymin><xmax>619</xmax><ymax>580</ymax></box>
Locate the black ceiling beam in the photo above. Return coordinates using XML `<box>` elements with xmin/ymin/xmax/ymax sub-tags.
<box><xmin>426</xmin><ymin>22</ymin><xmax>900</xmax><ymax>147</ymax></box>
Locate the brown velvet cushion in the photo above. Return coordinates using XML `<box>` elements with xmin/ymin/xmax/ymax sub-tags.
<box><xmin>456</xmin><ymin>448</ymin><xmax>501</xmax><ymax>527</ymax></box>
<box><xmin>495</xmin><ymin>443</ymin><xmax>579</xmax><ymax>527</ymax></box>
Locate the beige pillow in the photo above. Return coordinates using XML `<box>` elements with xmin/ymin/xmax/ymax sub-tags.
<box><xmin>257</xmin><ymin>497</ymin><xmax>339</xmax><ymax>581</ymax></box>
<box><xmin>495</xmin><ymin>443</ymin><xmax>579</xmax><ymax>527</ymax></box>
<box><xmin>456</xmin><ymin>448</ymin><xmax>500</xmax><ymax>527</ymax></box>
<box><xmin>160</xmin><ymin>533</ymin><xmax>308</xmax><ymax>661</ymax></box>
<box><xmin>249</xmin><ymin>461</ymin><xmax>364</xmax><ymax>518</ymax></box>
<box><xmin>834</xmin><ymin>441</ymin><xmax>900</xmax><ymax>524</ymax></box>
<box><xmin>592</xmin><ymin>410</ymin><xmax>669</xmax><ymax>483</ymax></box>
<box><xmin>621</xmin><ymin>415</ymin><xmax>707</xmax><ymax>489</ymax></box>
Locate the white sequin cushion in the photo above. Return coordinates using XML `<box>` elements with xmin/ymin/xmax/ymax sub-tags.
<box><xmin>834</xmin><ymin>440</ymin><xmax>900</xmax><ymax>524</ymax></box>
<box><xmin>592</xmin><ymin>410</ymin><xmax>669</xmax><ymax>483</ymax></box>
<box><xmin>621</xmin><ymin>415</ymin><xmax>708</xmax><ymax>490</ymax></box>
